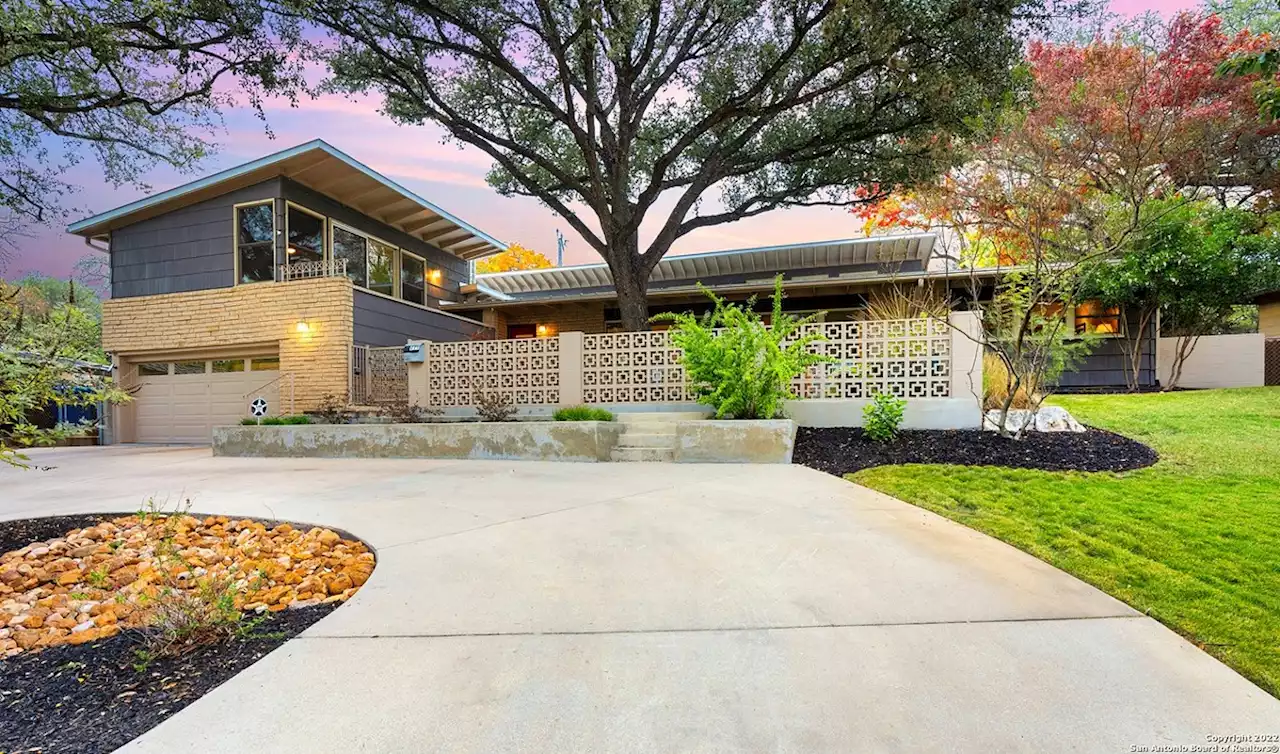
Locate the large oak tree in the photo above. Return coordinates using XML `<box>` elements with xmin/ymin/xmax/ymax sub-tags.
<box><xmin>0</xmin><ymin>0</ymin><xmax>301</xmax><ymax>266</ymax></box>
<box><xmin>293</xmin><ymin>0</ymin><xmax>1052</xmax><ymax>329</ymax></box>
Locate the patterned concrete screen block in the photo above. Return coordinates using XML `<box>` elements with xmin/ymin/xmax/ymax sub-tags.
<box><xmin>212</xmin><ymin>421</ymin><xmax>621</xmax><ymax>461</ymax></box>
<box><xmin>672</xmin><ymin>420</ymin><xmax>798</xmax><ymax>464</ymax></box>
<box><xmin>427</xmin><ymin>338</ymin><xmax>561</xmax><ymax>408</ymax></box>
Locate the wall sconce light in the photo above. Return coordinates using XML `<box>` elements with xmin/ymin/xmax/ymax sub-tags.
<box><xmin>536</xmin><ymin>323</ymin><xmax>556</xmax><ymax>337</ymax></box>
<box><xmin>428</xmin><ymin>269</ymin><xmax>443</xmax><ymax>284</ymax></box>
<box><xmin>296</xmin><ymin>320</ymin><xmax>311</xmax><ymax>334</ymax></box>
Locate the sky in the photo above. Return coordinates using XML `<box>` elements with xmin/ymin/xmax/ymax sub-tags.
<box><xmin>7</xmin><ymin>0</ymin><xmax>1202</xmax><ymax>282</ymax></box>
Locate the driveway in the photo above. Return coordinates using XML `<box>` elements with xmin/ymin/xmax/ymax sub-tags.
<box><xmin>3</xmin><ymin>446</ymin><xmax>1276</xmax><ymax>753</ymax></box>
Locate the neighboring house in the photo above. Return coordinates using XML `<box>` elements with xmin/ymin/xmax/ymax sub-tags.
<box><xmin>67</xmin><ymin>140</ymin><xmax>502</xmax><ymax>443</ymax></box>
<box><xmin>447</xmin><ymin>236</ymin><xmax>1156</xmax><ymax>391</ymax></box>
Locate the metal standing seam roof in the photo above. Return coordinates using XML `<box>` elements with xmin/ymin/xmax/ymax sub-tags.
<box><xmin>65</xmin><ymin>139</ymin><xmax>507</xmax><ymax>261</ymax></box>
<box><xmin>474</xmin><ymin>234</ymin><xmax>937</xmax><ymax>297</ymax></box>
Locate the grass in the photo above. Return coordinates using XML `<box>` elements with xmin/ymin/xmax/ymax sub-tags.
<box><xmin>852</xmin><ymin>387</ymin><xmax>1280</xmax><ymax>698</ymax></box>
<box><xmin>553</xmin><ymin>405</ymin><xmax>615</xmax><ymax>421</ymax></box>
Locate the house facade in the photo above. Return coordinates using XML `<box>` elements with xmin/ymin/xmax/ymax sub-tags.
<box><xmin>68</xmin><ymin>140</ymin><xmax>499</xmax><ymax>443</ymax></box>
<box><xmin>447</xmin><ymin>237</ymin><xmax>1156</xmax><ymax>392</ymax></box>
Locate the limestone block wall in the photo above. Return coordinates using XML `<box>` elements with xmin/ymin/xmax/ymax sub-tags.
<box><xmin>102</xmin><ymin>277</ymin><xmax>354</xmax><ymax>409</ymax></box>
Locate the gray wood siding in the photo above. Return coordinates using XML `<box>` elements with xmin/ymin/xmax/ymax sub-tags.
<box><xmin>109</xmin><ymin>180</ymin><xmax>282</xmax><ymax>298</ymax></box>
<box><xmin>1055</xmin><ymin>311</ymin><xmax>1157</xmax><ymax>390</ymax></box>
<box><xmin>279</xmin><ymin>179</ymin><xmax>469</xmax><ymax>293</ymax></box>
<box><xmin>353</xmin><ymin>290</ymin><xmax>487</xmax><ymax>346</ymax></box>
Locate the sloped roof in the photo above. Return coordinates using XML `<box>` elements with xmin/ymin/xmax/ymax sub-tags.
<box><xmin>66</xmin><ymin>140</ymin><xmax>506</xmax><ymax>261</ymax></box>
<box><xmin>476</xmin><ymin>234</ymin><xmax>936</xmax><ymax>298</ymax></box>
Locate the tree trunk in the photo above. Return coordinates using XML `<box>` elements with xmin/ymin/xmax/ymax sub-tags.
<box><xmin>607</xmin><ymin>234</ymin><xmax>653</xmax><ymax>331</ymax></box>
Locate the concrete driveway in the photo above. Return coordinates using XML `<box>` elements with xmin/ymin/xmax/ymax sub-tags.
<box><xmin>3</xmin><ymin>446</ymin><xmax>1276</xmax><ymax>753</ymax></box>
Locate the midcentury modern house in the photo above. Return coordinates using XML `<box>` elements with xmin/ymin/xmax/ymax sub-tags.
<box><xmin>447</xmin><ymin>238</ymin><xmax>1156</xmax><ymax>392</ymax></box>
<box><xmin>68</xmin><ymin>140</ymin><xmax>497</xmax><ymax>443</ymax></box>
<box><xmin>69</xmin><ymin>141</ymin><xmax>1159</xmax><ymax>444</ymax></box>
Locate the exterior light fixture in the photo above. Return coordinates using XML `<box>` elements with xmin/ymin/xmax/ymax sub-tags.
<box><xmin>296</xmin><ymin>320</ymin><xmax>311</xmax><ymax>334</ymax></box>
<box><xmin>428</xmin><ymin>269</ymin><xmax>443</xmax><ymax>284</ymax></box>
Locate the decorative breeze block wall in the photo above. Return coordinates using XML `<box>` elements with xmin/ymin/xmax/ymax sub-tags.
<box><xmin>790</xmin><ymin>319</ymin><xmax>951</xmax><ymax>399</ymax></box>
<box><xmin>427</xmin><ymin>338</ymin><xmax>561</xmax><ymax>408</ymax></box>
<box><xmin>581</xmin><ymin>331</ymin><xmax>694</xmax><ymax>404</ymax></box>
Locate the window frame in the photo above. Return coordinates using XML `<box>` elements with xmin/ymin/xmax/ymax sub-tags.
<box><xmin>399</xmin><ymin>249</ymin><xmax>427</xmax><ymax>306</ymax></box>
<box><xmin>284</xmin><ymin>201</ymin><xmax>328</xmax><ymax>266</ymax></box>
<box><xmin>233</xmin><ymin>199</ymin><xmax>277</xmax><ymax>286</ymax></box>
<box><xmin>330</xmin><ymin>220</ymin><xmax>371</xmax><ymax>287</ymax></box>
<box><xmin>1071</xmin><ymin>300</ymin><xmax>1123</xmax><ymax>337</ymax></box>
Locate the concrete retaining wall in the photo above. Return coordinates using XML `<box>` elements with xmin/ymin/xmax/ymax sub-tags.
<box><xmin>673</xmin><ymin>420</ymin><xmax>798</xmax><ymax>464</ymax></box>
<box><xmin>213</xmin><ymin>421</ymin><xmax>622</xmax><ymax>462</ymax></box>
<box><xmin>783</xmin><ymin>398</ymin><xmax>981</xmax><ymax>430</ymax></box>
<box><xmin>1157</xmin><ymin>333</ymin><xmax>1264</xmax><ymax>389</ymax></box>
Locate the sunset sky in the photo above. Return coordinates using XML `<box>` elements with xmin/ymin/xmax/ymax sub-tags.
<box><xmin>10</xmin><ymin>0</ymin><xmax>1202</xmax><ymax>281</ymax></box>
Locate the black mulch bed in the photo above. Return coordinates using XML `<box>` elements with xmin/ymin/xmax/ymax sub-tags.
<box><xmin>1</xmin><ymin>605</ymin><xmax>337</xmax><ymax>754</ymax></box>
<box><xmin>0</xmin><ymin>514</ymin><xmax>352</xmax><ymax>754</ymax></box>
<box><xmin>793</xmin><ymin>426</ymin><xmax>1159</xmax><ymax>476</ymax></box>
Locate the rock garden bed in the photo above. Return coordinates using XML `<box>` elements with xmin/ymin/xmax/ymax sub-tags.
<box><xmin>0</xmin><ymin>512</ymin><xmax>373</xmax><ymax>754</ymax></box>
<box><xmin>793</xmin><ymin>426</ymin><xmax>1159</xmax><ymax>476</ymax></box>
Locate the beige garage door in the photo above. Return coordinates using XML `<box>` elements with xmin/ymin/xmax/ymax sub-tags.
<box><xmin>133</xmin><ymin>356</ymin><xmax>282</xmax><ymax>444</ymax></box>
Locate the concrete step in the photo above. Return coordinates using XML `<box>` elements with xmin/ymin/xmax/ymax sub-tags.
<box><xmin>616</xmin><ymin>411</ymin><xmax>707</xmax><ymax>424</ymax></box>
<box><xmin>616</xmin><ymin>432</ymin><xmax>677</xmax><ymax>449</ymax></box>
<box><xmin>610</xmin><ymin>446</ymin><xmax>675</xmax><ymax>463</ymax></box>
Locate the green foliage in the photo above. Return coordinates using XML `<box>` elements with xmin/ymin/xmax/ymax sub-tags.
<box><xmin>653</xmin><ymin>277</ymin><xmax>829</xmax><ymax>420</ymax></box>
<box><xmin>553</xmin><ymin>405</ymin><xmax>614</xmax><ymax>422</ymax></box>
<box><xmin>1</xmin><ymin>278</ymin><xmax>127</xmax><ymax>467</ymax></box>
<box><xmin>242</xmin><ymin>415</ymin><xmax>312</xmax><ymax>426</ymax></box>
<box><xmin>309</xmin><ymin>0</ymin><xmax>1043</xmax><ymax>328</ymax></box>
<box><xmin>862</xmin><ymin>392</ymin><xmax>906</xmax><ymax>443</ymax></box>
<box><xmin>0</xmin><ymin>0</ymin><xmax>302</xmax><ymax>252</ymax></box>
<box><xmin>855</xmin><ymin>388</ymin><xmax>1280</xmax><ymax>698</ymax></box>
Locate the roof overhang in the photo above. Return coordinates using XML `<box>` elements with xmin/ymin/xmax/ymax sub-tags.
<box><xmin>473</xmin><ymin>234</ymin><xmax>936</xmax><ymax>297</ymax></box>
<box><xmin>66</xmin><ymin>140</ymin><xmax>506</xmax><ymax>261</ymax></box>
<box><xmin>445</xmin><ymin>259</ymin><xmax>1004</xmax><ymax>311</ymax></box>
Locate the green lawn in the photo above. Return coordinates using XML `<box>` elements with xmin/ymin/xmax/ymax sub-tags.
<box><xmin>853</xmin><ymin>387</ymin><xmax>1280</xmax><ymax>697</ymax></box>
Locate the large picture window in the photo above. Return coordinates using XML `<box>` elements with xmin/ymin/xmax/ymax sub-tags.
<box><xmin>1074</xmin><ymin>300</ymin><xmax>1121</xmax><ymax>335</ymax></box>
<box><xmin>332</xmin><ymin>225</ymin><xmax>368</xmax><ymax>286</ymax></box>
<box><xmin>368</xmin><ymin>239</ymin><xmax>396</xmax><ymax>296</ymax></box>
<box><xmin>400</xmin><ymin>252</ymin><xmax>426</xmax><ymax>306</ymax></box>
<box><xmin>287</xmin><ymin>205</ymin><xmax>325</xmax><ymax>264</ymax></box>
<box><xmin>235</xmin><ymin>202</ymin><xmax>275</xmax><ymax>283</ymax></box>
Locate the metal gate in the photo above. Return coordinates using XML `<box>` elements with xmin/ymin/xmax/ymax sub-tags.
<box><xmin>1266</xmin><ymin>338</ymin><xmax>1280</xmax><ymax>387</ymax></box>
<box><xmin>351</xmin><ymin>345</ymin><xmax>407</xmax><ymax>405</ymax></box>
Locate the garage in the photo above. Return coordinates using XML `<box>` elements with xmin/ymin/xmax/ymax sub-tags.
<box><xmin>131</xmin><ymin>355</ymin><xmax>282</xmax><ymax>443</ymax></box>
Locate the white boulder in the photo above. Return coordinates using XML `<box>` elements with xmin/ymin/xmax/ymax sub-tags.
<box><xmin>983</xmin><ymin>406</ymin><xmax>1086</xmax><ymax>433</ymax></box>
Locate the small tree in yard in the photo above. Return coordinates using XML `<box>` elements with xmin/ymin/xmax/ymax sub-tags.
<box><xmin>1085</xmin><ymin>200</ymin><xmax>1280</xmax><ymax>391</ymax></box>
<box><xmin>654</xmin><ymin>277</ymin><xmax>828</xmax><ymax>420</ymax></box>
<box><xmin>296</xmin><ymin>0</ymin><xmax>1055</xmax><ymax>330</ymax></box>
<box><xmin>1</xmin><ymin>279</ymin><xmax>128</xmax><ymax>467</ymax></box>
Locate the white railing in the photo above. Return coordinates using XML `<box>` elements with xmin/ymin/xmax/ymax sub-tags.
<box><xmin>352</xmin><ymin>345</ymin><xmax>407</xmax><ymax>405</ymax></box>
<box><xmin>278</xmin><ymin>258</ymin><xmax>349</xmax><ymax>282</ymax></box>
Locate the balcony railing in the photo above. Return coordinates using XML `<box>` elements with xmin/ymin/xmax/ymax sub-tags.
<box><xmin>278</xmin><ymin>258</ymin><xmax>349</xmax><ymax>282</ymax></box>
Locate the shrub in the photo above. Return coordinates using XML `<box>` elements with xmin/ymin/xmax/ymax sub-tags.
<box><xmin>310</xmin><ymin>393</ymin><xmax>354</xmax><ymax>424</ymax></box>
<box><xmin>862</xmin><ymin>392</ymin><xmax>906</xmax><ymax>443</ymax></box>
<box><xmin>244</xmin><ymin>415</ymin><xmax>312</xmax><ymax>426</ymax></box>
<box><xmin>553</xmin><ymin>405</ymin><xmax>614</xmax><ymax>421</ymax></box>
<box><xmin>982</xmin><ymin>352</ymin><xmax>1040</xmax><ymax>411</ymax></box>
<box><xmin>473</xmin><ymin>386</ymin><xmax>517</xmax><ymax>422</ymax></box>
<box><xmin>653</xmin><ymin>276</ymin><xmax>830</xmax><ymax>420</ymax></box>
<box><xmin>379</xmin><ymin>399</ymin><xmax>441</xmax><ymax>423</ymax></box>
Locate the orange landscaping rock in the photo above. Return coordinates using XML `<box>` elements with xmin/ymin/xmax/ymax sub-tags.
<box><xmin>0</xmin><ymin>514</ymin><xmax>373</xmax><ymax>658</ymax></box>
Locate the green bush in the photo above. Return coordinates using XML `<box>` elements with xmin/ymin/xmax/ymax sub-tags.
<box><xmin>242</xmin><ymin>415</ymin><xmax>311</xmax><ymax>426</ymax></box>
<box><xmin>553</xmin><ymin>405</ymin><xmax>614</xmax><ymax>421</ymax></box>
<box><xmin>862</xmin><ymin>392</ymin><xmax>906</xmax><ymax>443</ymax></box>
<box><xmin>652</xmin><ymin>276</ymin><xmax>830</xmax><ymax>420</ymax></box>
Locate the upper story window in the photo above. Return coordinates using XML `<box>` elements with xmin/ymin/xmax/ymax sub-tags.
<box><xmin>332</xmin><ymin>225</ymin><xmax>368</xmax><ymax>286</ymax></box>
<box><xmin>400</xmin><ymin>252</ymin><xmax>426</xmax><ymax>306</ymax></box>
<box><xmin>235</xmin><ymin>201</ymin><xmax>275</xmax><ymax>284</ymax></box>
<box><xmin>368</xmin><ymin>239</ymin><xmax>396</xmax><ymax>296</ymax></box>
<box><xmin>286</xmin><ymin>204</ymin><xmax>326</xmax><ymax>264</ymax></box>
